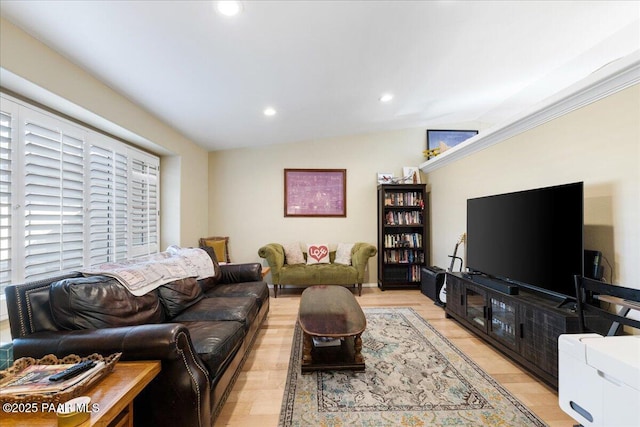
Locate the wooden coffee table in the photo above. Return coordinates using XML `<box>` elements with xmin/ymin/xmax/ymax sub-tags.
<box><xmin>1</xmin><ymin>361</ymin><xmax>160</xmax><ymax>426</ymax></box>
<box><xmin>298</xmin><ymin>285</ymin><xmax>366</xmax><ymax>373</ymax></box>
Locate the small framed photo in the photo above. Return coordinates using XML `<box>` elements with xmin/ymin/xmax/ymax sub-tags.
<box><xmin>426</xmin><ymin>129</ymin><xmax>478</xmax><ymax>157</ymax></box>
<box><xmin>377</xmin><ymin>173</ymin><xmax>394</xmax><ymax>184</ymax></box>
<box><xmin>402</xmin><ymin>167</ymin><xmax>421</xmax><ymax>184</ymax></box>
<box><xmin>284</xmin><ymin>169</ymin><xmax>346</xmax><ymax>217</ymax></box>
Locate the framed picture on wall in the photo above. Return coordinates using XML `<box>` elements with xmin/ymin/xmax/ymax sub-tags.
<box><xmin>426</xmin><ymin>129</ymin><xmax>478</xmax><ymax>155</ymax></box>
<box><xmin>284</xmin><ymin>169</ymin><xmax>347</xmax><ymax>217</ymax></box>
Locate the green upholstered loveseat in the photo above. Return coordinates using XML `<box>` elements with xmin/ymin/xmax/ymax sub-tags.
<box><xmin>258</xmin><ymin>242</ymin><xmax>377</xmax><ymax>297</ymax></box>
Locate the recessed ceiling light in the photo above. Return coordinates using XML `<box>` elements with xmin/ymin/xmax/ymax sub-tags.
<box><xmin>379</xmin><ymin>93</ymin><xmax>394</xmax><ymax>103</ymax></box>
<box><xmin>216</xmin><ymin>1</ymin><xmax>242</xmax><ymax>17</ymax></box>
<box><xmin>263</xmin><ymin>107</ymin><xmax>277</xmax><ymax>116</ymax></box>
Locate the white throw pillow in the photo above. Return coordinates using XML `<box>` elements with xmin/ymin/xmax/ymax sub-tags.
<box><xmin>334</xmin><ymin>243</ymin><xmax>354</xmax><ymax>265</ymax></box>
<box><xmin>306</xmin><ymin>243</ymin><xmax>330</xmax><ymax>264</ymax></box>
<box><xmin>283</xmin><ymin>242</ymin><xmax>305</xmax><ymax>265</ymax></box>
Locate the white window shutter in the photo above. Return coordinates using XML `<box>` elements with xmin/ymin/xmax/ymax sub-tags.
<box><xmin>0</xmin><ymin>94</ymin><xmax>161</xmax><ymax>288</ymax></box>
<box><xmin>129</xmin><ymin>152</ymin><xmax>159</xmax><ymax>257</ymax></box>
<box><xmin>89</xmin><ymin>144</ymin><xmax>129</xmax><ymax>264</ymax></box>
<box><xmin>23</xmin><ymin>111</ymin><xmax>85</xmax><ymax>280</ymax></box>
<box><xmin>0</xmin><ymin>108</ymin><xmax>14</xmax><ymax>290</ymax></box>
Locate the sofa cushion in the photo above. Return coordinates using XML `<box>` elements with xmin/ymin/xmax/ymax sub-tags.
<box><xmin>157</xmin><ymin>277</ymin><xmax>204</xmax><ymax>318</ymax></box>
<box><xmin>197</xmin><ymin>245</ymin><xmax>222</xmax><ymax>293</ymax></box>
<box><xmin>306</xmin><ymin>243</ymin><xmax>330</xmax><ymax>264</ymax></box>
<box><xmin>210</xmin><ymin>240</ymin><xmax>228</xmax><ymax>264</ymax></box>
<box><xmin>50</xmin><ymin>275</ymin><xmax>164</xmax><ymax>330</ymax></box>
<box><xmin>283</xmin><ymin>242</ymin><xmax>305</xmax><ymax>265</ymax></box>
<box><xmin>279</xmin><ymin>263</ymin><xmax>358</xmax><ymax>285</ymax></box>
<box><xmin>334</xmin><ymin>242</ymin><xmax>354</xmax><ymax>265</ymax></box>
<box><xmin>181</xmin><ymin>320</ymin><xmax>245</xmax><ymax>378</ymax></box>
<box><xmin>171</xmin><ymin>297</ymin><xmax>259</xmax><ymax>329</ymax></box>
<box><xmin>203</xmin><ymin>281</ymin><xmax>269</xmax><ymax>307</ymax></box>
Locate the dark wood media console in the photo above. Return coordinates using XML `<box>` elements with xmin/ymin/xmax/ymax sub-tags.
<box><xmin>445</xmin><ymin>272</ymin><xmax>581</xmax><ymax>388</ymax></box>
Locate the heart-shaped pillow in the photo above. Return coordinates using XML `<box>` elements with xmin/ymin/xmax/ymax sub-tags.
<box><xmin>306</xmin><ymin>244</ymin><xmax>330</xmax><ymax>264</ymax></box>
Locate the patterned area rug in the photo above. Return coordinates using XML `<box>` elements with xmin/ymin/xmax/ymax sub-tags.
<box><xmin>279</xmin><ymin>307</ymin><xmax>546</xmax><ymax>426</ymax></box>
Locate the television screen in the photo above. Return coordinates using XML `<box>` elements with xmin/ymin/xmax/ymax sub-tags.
<box><xmin>467</xmin><ymin>182</ymin><xmax>583</xmax><ymax>299</ymax></box>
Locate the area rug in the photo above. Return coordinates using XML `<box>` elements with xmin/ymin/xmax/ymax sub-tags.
<box><xmin>279</xmin><ymin>307</ymin><xmax>546</xmax><ymax>426</ymax></box>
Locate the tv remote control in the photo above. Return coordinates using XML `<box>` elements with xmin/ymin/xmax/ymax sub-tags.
<box><xmin>49</xmin><ymin>360</ymin><xmax>96</xmax><ymax>382</ymax></box>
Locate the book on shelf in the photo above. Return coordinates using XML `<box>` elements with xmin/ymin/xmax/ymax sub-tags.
<box><xmin>0</xmin><ymin>361</ymin><xmax>105</xmax><ymax>396</ymax></box>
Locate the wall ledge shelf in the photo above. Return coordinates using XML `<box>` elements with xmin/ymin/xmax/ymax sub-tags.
<box><xmin>420</xmin><ymin>52</ymin><xmax>640</xmax><ymax>174</ymax></box>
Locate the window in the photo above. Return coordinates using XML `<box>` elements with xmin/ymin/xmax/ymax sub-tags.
<box><xmin>0</xmin><ymin>94</ymin><xmax>160</xmax><ymax>308</ymax></box>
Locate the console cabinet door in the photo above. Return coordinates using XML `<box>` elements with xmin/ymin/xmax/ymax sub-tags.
<box><xmin>519</xmin><ymin>304</ymin><xmax>563</xmax><ymax>379</ymax></box>
<box><xmin>445</xmin><ymin>274</ymin><xmax>465</xmax><ymax>318</ymax></box>
<box><xmin>464</xmin><ymin>283</ymin><xmax>488</xmax><ymax>334</ymax></box>
<box><xmin>488</xmin><ymin>292</ymin><xmax>518</xmax><ymax>351</ymax></box>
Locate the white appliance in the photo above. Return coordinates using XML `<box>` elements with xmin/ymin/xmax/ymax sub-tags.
<box><xmin>558</xmin><ymin>333</ymin><xmax>640</xmax><ymax>427</ymax></box>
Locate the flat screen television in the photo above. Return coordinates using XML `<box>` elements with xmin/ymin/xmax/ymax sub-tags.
<box><xmin>466</xmin><ymin>182</ymin><xmax>583</xmax><ymax>300</ymax></box>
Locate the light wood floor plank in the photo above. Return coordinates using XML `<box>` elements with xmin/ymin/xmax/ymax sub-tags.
<box><xmin>216</xmin><ymin>287</ymin><xmax>575</xmax><ymax>426</ymax></box>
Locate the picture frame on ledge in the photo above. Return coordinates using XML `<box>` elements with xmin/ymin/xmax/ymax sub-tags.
<box><xmin>426</xmin><ymin>129</ymin><xmax>478</xmax><ymax>159</ymax></box>
<box><xmin>402</xmin><ymin>167</ymin><xmax>421</xmax><ymax>184</ymax></box>
<box><xmin>377</xmin><ymin>173</ymin><xmax>394</xmax><ymax>184</ymax></box>
<box><xmin>284</xmin><ymin>169</ymin><xmax>346</xmax><ymax>217</ymax></box>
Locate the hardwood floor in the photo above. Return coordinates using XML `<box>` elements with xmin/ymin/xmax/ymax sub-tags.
<box><xmin>216</xmin><ymin>286</ymin><xmax>576</xmax><ymax>426</ymax></box>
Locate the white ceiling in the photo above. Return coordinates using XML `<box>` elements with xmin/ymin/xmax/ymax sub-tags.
<box><xmin>1</xmin><ymin>1</ymin><xmax>639</xmax><ymax>152</ymax></box>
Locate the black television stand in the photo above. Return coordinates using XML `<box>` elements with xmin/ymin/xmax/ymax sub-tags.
<box><xmin>470</xmin><ymin>274</ymin><xmax>519</xmax><ymax>295</ymax></box>
<box><xmin>444</xmin><ymin>272</ymin><xmax>582</xmax><ymax>388</ymax></box>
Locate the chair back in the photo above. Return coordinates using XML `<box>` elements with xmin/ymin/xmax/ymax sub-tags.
<box><xmin>199</xmin><ymin>236</ymin><xmax>231</xmax><ymax>263</ymax></box>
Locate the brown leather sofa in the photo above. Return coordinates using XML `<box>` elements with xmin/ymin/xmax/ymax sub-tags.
<box><xmin>5</xmin><ymin>257</ymin><xmax>269</xmax><ymax>427</ymax></box>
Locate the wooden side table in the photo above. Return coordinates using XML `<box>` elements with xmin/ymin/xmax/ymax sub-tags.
<box><xmin>1</xmin><ymin>361</ymin><xmax>160</xmax><ymax>427</ymax></box>
<box><xmin>261</xmin><ymin>266</ymin><xmax>270</xmax><ymax>278</ymax></box>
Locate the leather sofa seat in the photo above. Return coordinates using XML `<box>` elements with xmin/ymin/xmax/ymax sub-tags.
<box><xmin>205</xmin><ymin>281</ymin><xmax>269</xmax><ymax>306</ymax></box>
<box><xmin>183</xmin><ymin>320</ymin><xmax>246</xmax><ymax>378</ymax></box>
<box><xmin>172</xmin><ymin>296</ymin><xmax>259</xmax><ymax>329</ymax></box>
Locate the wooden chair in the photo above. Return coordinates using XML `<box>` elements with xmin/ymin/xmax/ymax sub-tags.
<box><xmin>574</xmin><ymin>274</ymin><xmax>640</xmax><ymax>335</ymax></box>
<box><xmin>199</xmin><ymin>236</ymin><xmax>231</xmax><ymax>263</ymax></box>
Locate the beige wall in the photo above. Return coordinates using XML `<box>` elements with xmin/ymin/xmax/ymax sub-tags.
<box><xmin>208</xmin><ymin>129</ymin><xmax>429</xmax><ymax>282</ymax></box>
<box><xmin>0</xmin><ymin>17</ymin><xmax>209</xmax><ymax>248</ymax></box>
<box><xmin>427</xmin><ymin>84</ymin><xmax>639</xmax><ymax>287</ymax></box>
<box><xmin>209</xmin><ymin>85</ymin><xmax>639</xmax><ymax>289</ymax></box>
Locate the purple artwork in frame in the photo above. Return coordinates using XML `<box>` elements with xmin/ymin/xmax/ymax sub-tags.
<box><xmin>284</xmin><ymin>169</ymin><xmax>346</xmax><ymax>217</ymax></box>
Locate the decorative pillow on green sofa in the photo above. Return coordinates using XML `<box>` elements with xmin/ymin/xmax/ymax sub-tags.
<box><xmin>306</xmin><ymin>243</ymin><xmax>330</xmax><ymax>264</ymax></box>
<box><xmin>283</xmin><ymin>242</ymin><xmax>305</xmax><ymax>265</ymax></box>
<box><xmin>334</xmin><ymin>243</ymin><xmax>354</xmax><ymax>265</ymax></box>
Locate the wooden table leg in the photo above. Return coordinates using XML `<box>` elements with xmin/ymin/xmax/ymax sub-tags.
<box><xmin>302</xmin><ymin>332</ymin><xmax>313</xmax><ymax>365</ymax></box>
<box><xmin>354</xmin><ymin>333</ymin><xmax>364</xmax><ymax>364</ymax></box>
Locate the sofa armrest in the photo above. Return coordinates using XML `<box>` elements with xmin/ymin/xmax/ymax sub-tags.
<box><xmin>12</xmin><ymin>324</ymin><xmax>211</xmax><ymax>427</ymax></box>
<box><xmin>258</xmin><ymin>244</ymin><xmax>285</xmax><ymax>282</ymax></box>
<box><xmin>351</xmin><ymin>242</ymin><xmax>378</xmax><ymax>282</ymax></box>
<box><xmin>219</xmin><ymin>262</ymin><xmax>262</xmax><ymax>283</ymax></box>
<box><xmin>11</xmin><ymin>323</ymin><xmax>201</xmax><ymax>362</ymax></box>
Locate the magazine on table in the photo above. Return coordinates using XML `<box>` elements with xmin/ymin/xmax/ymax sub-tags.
<box><xmin>312</xmin><ymin>337</ymin><xmax>341</xmax><ymax>348</ymax></box>
<box><xmin>0</xmin><ymin>361</ymin><xmax>105</xmax><ymax>396</ymax></box>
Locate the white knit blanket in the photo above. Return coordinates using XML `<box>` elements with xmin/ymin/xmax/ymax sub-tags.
<box><xmin>80</xmin><ymin>246</ymin><xmax>216</xmax><ymax>296</ymax></box>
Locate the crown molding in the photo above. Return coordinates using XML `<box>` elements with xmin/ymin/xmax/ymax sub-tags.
<box><xmin>420</xmin><ymin>52</ymin><xmax>640</xmax><ymax>174</ymax></box>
